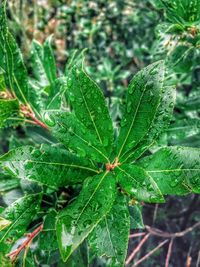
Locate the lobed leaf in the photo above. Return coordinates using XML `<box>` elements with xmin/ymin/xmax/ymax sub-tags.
<box><xmin>56</xmin><ymin>172</ymin><xmax>116</xmax><ymax>262</ymax></box>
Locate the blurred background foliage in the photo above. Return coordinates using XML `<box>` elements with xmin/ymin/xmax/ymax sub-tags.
<box><xmin>0</xmin><ymin>0</ymin><xmax>200</xmax><ymax>266</ymax></box>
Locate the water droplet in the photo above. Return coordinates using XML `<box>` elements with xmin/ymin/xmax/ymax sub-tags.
<box><xmin>127</xmin><ymin>101</ymin><xmax>132</xmax><ymax>113</ymax></box>
<box><xmin>43</xmin><ymin>113</ymin><xmax>56</xmax><ymax>127</ymax></box>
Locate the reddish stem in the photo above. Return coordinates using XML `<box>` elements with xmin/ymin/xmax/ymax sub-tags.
<box><xmin>125</xmin><ymin>233</ymin><xmax>151</xmax><ymax>265</ymax></box>
<box><xmin>20</xmin><ymin>105</ymin><xmax>48</xmax><ymax>130</ymax></box>
<box><xmin>28</xmin><ymin>112</ymin><xmax>49</xmax><ymax>130</ymax></box>
<box><xmin>165</xmin><ymin>238</ymin><xmax>174</xmax><ymax>267</ymax></box>
<box><xmin>129</xmin><ymin>233</ymin><xmax>146</xmax><ymax>238</ymax></box>
<box><xmin>7</xmin><ymin>224</ymin><xmax>43</xmax><ymax>262</ymax></box>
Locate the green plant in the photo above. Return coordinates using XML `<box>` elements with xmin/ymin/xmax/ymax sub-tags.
<box><xmin>152</xmin><ymin>0</ymin><xmax>200</xmax><ymax>74</ymax></box>
<box><xmin>0</xmin><ymin>1</ymin><xmax>200</xmax><ymax>266</ymax></box>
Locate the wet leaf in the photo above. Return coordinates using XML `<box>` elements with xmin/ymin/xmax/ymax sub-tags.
<box><xmin>45</xmin><ymin>111</ymin><xmax>110</xmax><ymax>163</ymax></box>
<box><xmin>88</xmin><ymin>193</ymin><xmax>130</xmax><ymax>267</ymax></box>
<box><xmin>0</xmin><ymin>217</ymin><xmax>11</xmax><ymax>232</ymax></box>
<box><xmin>56</xmin><ymin>172</ymin><xmax>116</xmax><ymax>262</ymax></box>
<box><xmin>139</xmin><ymin>146</ymin><xmax>200</xmax><ymax>195</ymax></box>
<box><xmin>0</xmin><ymin>174</ymin><xmax>20</xmax><ymax>192</ymax></box>
<box><xmin>38</xmin><ymin>210</ymin><xmax>58</xmax><ymax>251</ymax></box>
<box><xmin>0</xmin><ymin>193</ymin><xmax>41</xmax><ymax>252</ymax></box>
<box><xmin>121</xmin><ymin>85</ymin><xmax>176</xmax><ymax>163</ymax></box>
<box><xmin>0</xmin><ymin>1</ymin><xmax>42</xmax><ymax>116</ymax></box>
<box><xmin>129</xmin><ymin>204</ymin><xmax>144</xmax><ymax>229</ymax></box>
<box><xmin>66</xmin><ymin>59</ymin><xmax>113</xmax><ymax>155</ymax></box>
<box><xmin>0</xmin><ymin>144</ymin><xmax>99</xmax><ymax>187</ymax></box>
<box><xmin>46</xmin><ymin>77</ymin><xmax>67</xmax><ymax>110</ymax></box>
<box><xmin>116</xmin><ymin>164</ymin><xmax>164</xmax><ymax>203</ymax></box>
<box><xmin>0</xmin><ymin>99</ymin><xmax>20</xmax><ymax>128</ymax></box>
<box><xmin>116</xmin><ymin>61</ymin><xmax>165</xmax><ymax>161</ymax></box>
<box><xmin>31</xmin><ymin>36</ymin><xmax>56</xmax><ymax>86</ymax></box>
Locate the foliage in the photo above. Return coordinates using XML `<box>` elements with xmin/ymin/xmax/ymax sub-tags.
<box><xmin>0</xmin><ymin>0</ymin><xmax>199</xmax><ymax>266</ymax></box>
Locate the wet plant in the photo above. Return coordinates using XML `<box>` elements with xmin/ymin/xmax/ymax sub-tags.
<box><xmin>0</xmin><ymin>1</ymin><xmax>200</xmax><ymax>266</ymax></box>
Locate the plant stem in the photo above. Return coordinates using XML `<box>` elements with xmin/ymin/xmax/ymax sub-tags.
<box><xmin>7</xmin><ymin>223</ymin><xmax>44</xmax><ymax>262</ymax></box>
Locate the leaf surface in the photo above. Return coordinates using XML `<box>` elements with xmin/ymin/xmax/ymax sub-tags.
<box><xmin>139</xmin><ymin>146</ymin><xmax>200</xmax><ymax>195</ymax></box>
<box><xmin>0</xmin><ymin>2</ymin><xmax>41</xmax><ymax>116</ymax></box>
<box><xmin>121</xmin><ymin>85</ymin><xmax>176</xmax><ymax>163</ymax></box>
<box><xmin>66</xmin><ymin>60</ymin><xmax>113</xmax><ymax>155</ymax></box>
<box><xmin>56</xmin><ymin>172</ymin><xmax>116</xmax><ymax>262</ymax></box>
<box><xmin>44</xmin><ymin>111</ymin><xmax>110</xmax><ymax>163</ymax></box>
<box><xmin>38</xmin><ymin>210</ymin><xmax>58</xmax><ymax>251</ymax></box>
<box><xmin>0</xmin><ymin>217</ymin><xmax>11</xmax><ymax>232</ymax></box>
<box><xmin>31</xmin><ymin>36</ymin><xmax>56</xmax><ymax>86</ymax></box>
<box><xmin>116</xmin><ymin>164</ymin><xmax>164</xmax><ymax>203</ymax></box>
<box><xmin>0</xmin><ymin>193</ymin><xmax>41</xmax><ymax>252</ymax></box>
<box><xmin>129</xmin><ymin>204</ymin><xmax>144</xmax><ymax>229</ymax></box>
<box><xmin>0</xmin><ymin>99</ymin><xmax>19</xmax><ymax>128</ymax></box>
<box><xmin>88</xmin><ymin>193</ymin><xmax>130</xmax><ymax>267</ymax></box>
<box><xmin>116</xmin><ymin>61</ymin><xmax>165</xmax><ymax>161</ymax></box>
<box><xmin>0</xmin><ymin>144</ymin><xmax>99</xmax><ymax>187</ymax></box>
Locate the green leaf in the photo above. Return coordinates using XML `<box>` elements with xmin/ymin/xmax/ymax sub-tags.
<box><xmin>31</xmin><ymin>40</ymin><xmax>49</xmax><ymax>87</ymax></box>
<box><xmin>0</xmin><ymin>68</ymin><xmax>5</xmax><ymax>91</ymax></box>
<box><xmin>0</xmin><ymin>144</ymin><xmax>99</xmax><ymax>187</ymax></box>
<box><xmin>43</xmin><ymin>35</ymin><xmax>57</xmax><ymax>84</ymax></box>
<box><xmin>160</xmin><ymin>0</ymin><xmax>200</xmax><ymax>24</ymax></box>
<box><xmin>0</xmin><ymin>217</ymin><xmax>11</xmax><ymax>231</ymax></box>
<box><xmin>129</xmin><ymin>204</ymin><xmax>144</xmax><ymax>229</ymax></box>
<box><xmin>0</xmin><ymin>99</ymin><xmax>20</xmax><ymax>128</ymax></box>
<box><xmin>116</xmin><ymin>61</ymin><xmax>165</xmax><ymax>161</ymax></box>
<box><xmin>121</xmin><ymin>85</ymin><xmax>176</xmax><ymax>163</ymax></box>
<box><xmin>66</xmin><ymin>59</ymin><xmax>113</xmax><ymax>155</ymax></box>
<box><xmin>0</xmin><ymin>193</ymin><xmax>41</xmax><ymax>252</ymax></box>
<box><xmin>31</xmin><ymin>36</ymin><xmax>56</xmax><ymax>86</ymax></box>
<box><xmin>88</xmin><ymin>193</ymin><xmax>130</xmax><ymax>267</ymax></box>
<box><xmin>167</xmin><ymin>118</ymin><xmax>200</xmax><ymax>145</ymax></box>
<box><xmin>116</xmin><ymin>164</ymin><xmax>164</xmax><ymax>203</ymax></box>
<box><xmin>56</xmin><ymin>172</ymin><xmax>116</xmax><ymax>262</ymax></box>
<box><xmin>0</xmin><ymin>2</ymin><xmax>41</xmax><ymax>116</ymax></box>
<box><xmin>44</xmin><ymin>111</ymin><xmax>110</xmax><ymax>163</ymax></box>
<box><xmin>0</xmin><ymin>174</ymin><xmax>20</xmax><ymax>192</ymax></box>
<box><xmin>38</xmin><ymin>210</ymin><xmax>58</xmax><ymax>251</ymax></box>
<box><xmin>139</xmin><ymin>146</ymin><xmax>200</xmax><ymax>195</ymax></box>
<box><xmin>168</xmin><ymin>46</ymin><xmax>195</xmax><ymax>73</ymax></box>
<box><xmin>46</xmin><ymin>77</ymin><xmax>67</xmax><ymax>110</ymax></box>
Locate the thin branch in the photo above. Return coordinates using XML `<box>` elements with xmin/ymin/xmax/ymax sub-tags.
<box><xmin>7</xmin><ymin>224</ymin><xmax>43</xmax><ymax>262</ymax></box>
<box><xmin>165</xmin><ymin>238</ymin><xmax>174</xmax><ymax>267</ymax></box>
<box><xmin>125</xmin><ymin>233</ymin><xmax>151</xmax><ymax>265</ymax></box>
<box><xmin>132</xmin><ymin>239</ymin><xmax>169</xmax><ymax>267</ymax></box>
<box><xmin>196</xmin><ymin>251</ymin><xmax>200</xmax><ymax>267</ymax></box>
<box><xmin>145</xmin><ymin>221</ymin><xmax>200</xmax><ymax>238</ymax></box>
<box><xmin>153</xmin><ymin>204</ymin><xmax>159</xmax><ymax>224</ymax></box>
<box><xmin>129</xmin><ymin>233</ymin><xmax>146</xmax><ymax>238</ymax></box>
